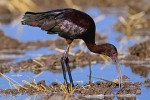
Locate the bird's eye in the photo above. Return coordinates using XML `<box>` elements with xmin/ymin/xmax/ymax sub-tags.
<box><xmin>112</xmin><ymin>52</ymin><xmax>116</xmax><ymax>56</ymax></box>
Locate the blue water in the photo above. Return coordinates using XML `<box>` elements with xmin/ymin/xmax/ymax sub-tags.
<box><xmin>0</xmin><ymin>64</ymin><xmax>149</xmax><ymax>99</ymax></box>
<box><xmin>1</xmin><ymin>24</ymin><xmax>59</xmax><ymax>42</ymax></box>
<box><xmin>0</xmin><ymin>7</ymin><xmax>149</xmax><ymax>100</ymax></box>
<box><xmin>14</xmin><ymin>47</ymin><xmax>57</xmax><ymax>62</ymax></box>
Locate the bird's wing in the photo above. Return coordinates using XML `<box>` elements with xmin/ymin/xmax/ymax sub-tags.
<box><xmin>41</xmin><ymin>9</ymin><xmax>87</xmax><ymax>35</ymax></box>
<box><xmin>22</xmin><ymin>9</ymin><xmax>68</xmax><ymax>30</ymax></box>
<box><xmin>22</xmin><ymin>8</ymin><xmax>88</xmax><ymax>36</ymax></box>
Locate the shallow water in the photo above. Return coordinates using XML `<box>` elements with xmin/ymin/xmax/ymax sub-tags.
<box><xmin>0</xmin><ymin>7</ymin><xmax>150</xmax><ymax>100</ymax></box>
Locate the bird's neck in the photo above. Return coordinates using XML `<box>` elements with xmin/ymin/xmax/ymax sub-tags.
<box><xmin>85</xmin><ymin>41</ymin><xmax>103</xmax><ymax>54</ymax></box>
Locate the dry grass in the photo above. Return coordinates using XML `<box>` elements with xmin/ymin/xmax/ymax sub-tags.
<box><xmin>32</xmin><ymin>59</ymin><xmax>44</xmax><ymax>67</ymax></box>
<box><xmin>0</xmin><ymin>0</ymin><xmax>38</xmax><ymax>13</ymax></box>
<box><xmin>118</xmin><ymin>10</ymin><xmax>146</xmax><ymax>37</ymax></box>
<box><xmin>64</xmin><ymin>0</ymin><xmax>80</xmax><ymax>10</ymax></box>
<box><xmin>0</xmin><ymin>71</ymin><xmax>77</xmax><ymax>96</ymax></box>
<box><xmin>0</xmin><ymin>72</ymin><xmax>49</xmax><ymax>94</ymax></box>
<box><xmin>100</xmin><ymin>55</ymin><xmax>109</xmax><ymax>63</ymax></box>
<box><xmin>0</xmin><ymin>72</ymin><xmax>27</xmax><ymax>90</ymax></box>
<box><xmin>22</xmin><ymin>80</ymin><xmax>48</xmax><ymax>93</ymax></box>
<box><xmin>60</xmin><ymin>83</ymin><xmax>76</xmax><ymax>100</ymax></box>
<box><xmin>60</xmin><ymin>84</ymin><xmax>76</xmax><ymax>94</ymax></box>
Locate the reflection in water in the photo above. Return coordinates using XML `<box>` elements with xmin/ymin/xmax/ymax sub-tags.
<box><xmin>88</xmin><ymin>59</ymin><xmax>92</xmax><ymax>84</ymax></box>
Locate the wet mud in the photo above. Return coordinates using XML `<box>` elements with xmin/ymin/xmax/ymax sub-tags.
<box><xmin>144</xmin><ymin>79</ymin><xmax>150</xmax><ymax>87</ymax></box>
<box><xmin>0</xmin><ymin>28</ymin><xmax>106</xmax><ymax>74</ymax></box>
<box><xmin>123</xmin><ymin>38</ymin><xmax>150</xmax><ymax>77</ymax></box>
<box><xmin>0</xmin><ymin>51</ymin><xmax>106</xmax><ymax>74</ymax></box>
<box><xmin>126</xmin><ymin>39</ymin><xmax>150</xmax><ymax>60</ymax></box>
<box><xmin>0</xmin><ymin>75</ymin><xmax>148</xmax><ymax>100</ymax></box>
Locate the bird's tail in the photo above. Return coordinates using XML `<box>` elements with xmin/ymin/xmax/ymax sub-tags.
<box><xmin>21</xmin><ymin>12</ymin><xmax>47</xmax><ymax>27</ymax></box>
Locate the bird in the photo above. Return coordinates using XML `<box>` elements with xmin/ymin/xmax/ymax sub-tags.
<box><xmin>22</xmin><ymin>8</ymin><xmax>122</xmax><ymax>90</ymax></box>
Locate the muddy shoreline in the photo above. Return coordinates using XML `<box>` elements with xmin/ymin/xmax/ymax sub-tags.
<box><xmin>0</xmin><ymin>76</ymin><xmax>149</xmax><ymax>100</ymax></box>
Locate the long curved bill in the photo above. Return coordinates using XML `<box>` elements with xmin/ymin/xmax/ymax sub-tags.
<box><xmin>113</xmin><ymin>56</ymin><xmax>122</xmax><ymax>88</ymax></box>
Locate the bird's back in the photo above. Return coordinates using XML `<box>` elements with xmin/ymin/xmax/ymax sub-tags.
<box><xmin>22</xmin><ymin>8</ymin><xmax>95</xmax><ymax>40</ymax></box>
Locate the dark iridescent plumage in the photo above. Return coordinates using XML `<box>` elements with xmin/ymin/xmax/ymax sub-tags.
<box><xmin>22</xmin><ymin>8</ymin><xmax>94</xmax><ymax>40</ymax></box>
<box><xmin>22</xmin><ymin>8</ymin><xmax>122</xmax><ymax>89</ymax></box>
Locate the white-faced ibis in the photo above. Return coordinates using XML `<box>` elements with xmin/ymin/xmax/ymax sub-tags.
<box><xmin>22</xmin><ymin>8</ymin><xmax>122</xmax><ymax>89</ymax></box>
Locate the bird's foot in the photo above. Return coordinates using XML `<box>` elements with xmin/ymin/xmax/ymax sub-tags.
<box><xmin>60</xmin><ymin>83</ymin><xmax>75</xmax><ymax>94</ymax></box>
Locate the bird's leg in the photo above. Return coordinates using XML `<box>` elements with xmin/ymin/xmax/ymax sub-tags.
<box><xmin>61</xmin><ymin>44</ymin><xmax>74</xmax><ymax>91</ymax></box>
<box><xmin>65</xmin><ymin>57</ymin><xmax>74</xmax><ymax>87</ymax></box>
<box><xmin>61</xmin><ymin>57</ymin><xmax>68</xmax><ymax>90</ymax></box>
<box><xmin>64</xmin><ymin>45</ymin><xmax>74</xmax><ymax>86</ymax></box>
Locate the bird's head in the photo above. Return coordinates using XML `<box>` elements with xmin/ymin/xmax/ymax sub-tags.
<box><xmin>108</xmin><ymin>44</ymin><xmax>118</xmax><ymax>64</ymax></box>
<box><xmin>85</xmin><ymin>42</ymin><xmax>118</xmax><ymax>63</ymax></box>
<box><xmin>98</xmin><ymin>43</ymin><xmax>118</xmax><ymax>64</ymax></box>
